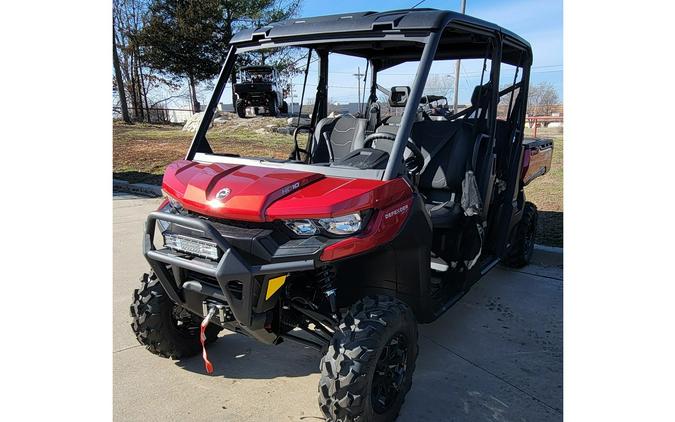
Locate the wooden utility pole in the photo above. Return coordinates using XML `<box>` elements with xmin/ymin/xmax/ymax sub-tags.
<box><xmin>353</xmin><ymin>67</ymin><xmax>364</xmax><ymax>115</ymax></box>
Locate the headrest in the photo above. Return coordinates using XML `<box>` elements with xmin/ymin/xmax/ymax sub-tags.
<box><xmin>368</xmin><ymin>102</ymin><xmax>380</xmax><ymax>129</ymax></box>
<box><xmin>389</xmin><ymin>86</ymin><xmax>410</xmax><ymax>107</ymax></box>
<box><xmin>471</xmin><ymin>82</ymin><xmax>493</xmax><ymax>109</ymax></box>
<box><xmin>333</xmin><ymin>114</ymin><xmax>357</xmax><ymax>131</ymax></box>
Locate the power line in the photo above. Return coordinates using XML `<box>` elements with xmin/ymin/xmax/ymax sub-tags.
<box><xmin>292</xmin><ymin>65</ymin><xmax>562</xmax><ymax>76</ymax></box>
<box><xmin>411</xmin><ymin>0</ymin><xmax>428</xmax><ymax>9</ymax></box>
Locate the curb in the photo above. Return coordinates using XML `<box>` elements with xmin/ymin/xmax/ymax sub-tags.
<box><xmin>113</xmin><ymin>179</ymin><xmax>162</xmax><ymax>197</ymax></box>
<box><xmin>534</xmin><ymin>244</ymin><xmax>563</xmax><ymax>254</ymax></box>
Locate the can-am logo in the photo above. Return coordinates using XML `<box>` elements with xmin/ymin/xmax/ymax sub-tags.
<box><xmin>384</xmin><ymin>204</ymin><xmax>409</xmax><ymax>219</ymax></box>
<box><xmin>215</xmin><ymin>188</ymin><xmax>231</xmax><ymax>200</ymax></box>
<box><xmin>280</xmin><ymin>182</ymin><xmax>301</xmax><ymax>196</ymax></box>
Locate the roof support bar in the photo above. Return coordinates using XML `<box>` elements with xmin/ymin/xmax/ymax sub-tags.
<box><xmin>383</xmin><ymin>30</ymin><xmax>442</xmax><ymax>180</ymax></box>
<box><xmin>311</xmin><ymin>50</ymin><xmax>329</xmax><ymax>127</ymax></box>
<box><xmin>186</xmin><ymin>45</ymin><xmax>237</xmax><ymax>160</ymax></box>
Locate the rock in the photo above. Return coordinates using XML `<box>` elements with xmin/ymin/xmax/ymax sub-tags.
<box><xmin>272</xmin><ymin>126</ymin><xmax>295</xmax><ymax>135</ymax></box>
<box><xmin>182</xmin><ymin>111</ymin><xmax>234</xmax><ymax>131</ymax></box>
<box><xmin>182</xmin><ymin>112</ymin><xmax>206</xmax><ymax>132</ymax></box>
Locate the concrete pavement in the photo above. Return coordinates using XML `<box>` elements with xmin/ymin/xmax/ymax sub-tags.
<box><xmin>113</xmin><ymin>195</ymin><xmax>563</xmax><ymax>421</ymax></box>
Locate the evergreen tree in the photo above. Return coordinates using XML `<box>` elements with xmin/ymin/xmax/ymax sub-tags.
<box><xmin>139</xmin><ymin>0</ymin><xmax>226</xmax><ymax>112</ymax></box>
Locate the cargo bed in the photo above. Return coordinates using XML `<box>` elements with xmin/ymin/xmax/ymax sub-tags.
<box><xmin>522</xmin><ymin>138</ymin><xmax>554</xmax><ymax>185</ymax></box>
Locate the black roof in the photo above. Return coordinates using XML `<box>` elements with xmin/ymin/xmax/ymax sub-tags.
<box><xmin>230</xmin><ymin>8</ymin><xmax>531</xmax><ymax>66</ymax></box>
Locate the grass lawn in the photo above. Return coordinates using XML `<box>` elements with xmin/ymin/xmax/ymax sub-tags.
<box><xmin>113</xmin><ymin>119</ymin><xmax>294</xmax><ymax>184</ymax></box>
<box><xmin>113</xmin><ymin>120</ymin><xmax>563</xmax><ymax>247</ymax></box>
<box><xmin>523</xmin><ymin>128</ymin><xmax>563</xmax><ymax>247</ymax></box>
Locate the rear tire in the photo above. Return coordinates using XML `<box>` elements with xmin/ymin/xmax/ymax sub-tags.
<box><xmin>236</xmin><ymin>100</ymin><xmax>247</xmax><ymax>118</ymax></box>
<box><xmin>130</xmin><ymin>271</ymin><xmax>221</xmax><ymax>359</ymax></box>
<box><xmin>269</xmin><ymin>97</ymin><xmax>280</xmax><ymax>117</ymax></box>
<box><xmin>318</xmin><ymin>295</ymin><xmax>418</xmax><ymax>422</ymax></box>
<box><xmin>503</xmin><ymin>201</ymin><xmax>538</xmax><ymax>268</ymax></box>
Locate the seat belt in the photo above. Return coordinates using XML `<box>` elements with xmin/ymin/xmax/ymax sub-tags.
<box><xmin>418</xmin><ymin>124</ymin><xmax>462</xmax><ymax>173</ymax></box>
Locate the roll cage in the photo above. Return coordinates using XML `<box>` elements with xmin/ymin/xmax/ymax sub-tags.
<box><xmin>238</xmin><ymin>66</ymin><xmax>277</xmax><ymax>83</ymax></box>
<box><xmin>187</xmin><ymin>8</ymin><xmax>532</xmax><ymax>183</ymax></box>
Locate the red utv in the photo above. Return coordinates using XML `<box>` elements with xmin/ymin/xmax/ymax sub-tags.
<box><xmin>130</xmin><ymin>8</ymin><xmax>552</xmax><ymax>422</ymax></box>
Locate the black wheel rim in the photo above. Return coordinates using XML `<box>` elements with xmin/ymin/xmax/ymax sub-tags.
<box><xmin>371</xmin><ymin>333</ymin><xmax>409</xmax><ymax>414</ymax></box>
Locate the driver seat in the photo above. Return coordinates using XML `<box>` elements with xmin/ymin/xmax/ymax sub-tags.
<box><xmin>310</xmin><ymin>115</ymin><xmax>367</xmax><ymax>163</ymax></box>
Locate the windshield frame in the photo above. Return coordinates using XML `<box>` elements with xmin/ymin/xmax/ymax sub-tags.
<box><xmin>186</xmin><ymin>33</ymin><xmax>440</xmax><ymax>181</ymax></box>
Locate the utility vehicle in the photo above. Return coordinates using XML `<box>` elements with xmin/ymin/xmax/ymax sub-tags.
<box><xmin>131</xmin><ymin>8</ymin><xmax>552</xmax><ymax>421</ymax></box>
<box><xmin>420</xmin><ymin>94</ymin><xmax>451</xmax><ymax>119</ymax></box>
<box><xmin>233</xmin><ymin>65</ymin><xmax>288</xmax><ymax>117</ymax></box>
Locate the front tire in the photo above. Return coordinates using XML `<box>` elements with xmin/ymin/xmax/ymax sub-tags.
<box><xmin>503</xmin><ymin>201</ymin><xmax>538</xmax><ymax>268</ymax></box>
<box><xmin>318</xmin><ymin>295</ymin><xmax>418</xmax><ymax>422</ymax></box>
<box><xmin>130</xmin><ymin>271</ymin><xmax>221</xmax><ymax>359</ymax></box>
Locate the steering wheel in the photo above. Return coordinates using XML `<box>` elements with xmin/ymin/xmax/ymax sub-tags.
<box><xmin>363</xmin><ymin>132</ymin><xmax>425</xmax><ymax>176</ymax></box>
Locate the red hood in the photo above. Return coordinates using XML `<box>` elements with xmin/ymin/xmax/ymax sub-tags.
<box><xmin>162</xmin><ymin>160</ymin><xmax>412</xmax><ymax>222</ymax></box>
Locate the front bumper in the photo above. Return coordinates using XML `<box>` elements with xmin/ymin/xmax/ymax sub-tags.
<box><xmin>143</xmin><ymin>211</ymin><xmax>316</xmax><ymax>343</ymax></box>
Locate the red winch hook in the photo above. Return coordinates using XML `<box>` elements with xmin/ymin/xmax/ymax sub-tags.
<box><xmin>200</xmin><ymin>307</ymin><xmax>217</xmax><ymax>374</ymax></box>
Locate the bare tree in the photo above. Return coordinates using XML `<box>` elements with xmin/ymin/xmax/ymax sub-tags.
<box><xmin>423</xmin><ymin>74</ymin><xmax>454</xmax><ymax>98</ymax></box>
<box><xmin>527</xmin><ymin>81</ymin><xmax>560</xmax><ymax>116</ymax></box>
<box><xmin>113</xmin><ymin>30</ymin><xmax>132</xmax><ymax>123</ymax></box>
<box><xmin>113</xmin><ymin>0</ymin><xmax>151</xmax><ymax>121</ymax></box>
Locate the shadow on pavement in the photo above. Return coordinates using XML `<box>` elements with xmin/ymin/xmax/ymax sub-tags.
<box><xmin>174</xmin><ymin>331</ymin><xmax>320</xmax><ymax>379</ymax></box>
<box><xmin>114</xmin><ymin>171</ymin><xmax>163</xmax><ymax>185</ymax></box>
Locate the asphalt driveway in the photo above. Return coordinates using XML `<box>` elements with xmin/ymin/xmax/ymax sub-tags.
<box><xmin>113</xmin><ymin>193</ymin><xmax>563</xmax><ymax>421</ymax></box>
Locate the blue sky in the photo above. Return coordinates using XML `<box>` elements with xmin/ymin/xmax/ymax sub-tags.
<box><xmin>290</xmin><ymin>0</ymin><xmax>562</xmax><ymax>104</ymax></box>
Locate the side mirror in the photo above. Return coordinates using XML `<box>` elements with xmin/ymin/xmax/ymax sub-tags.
<box><xmin>389</xmin><ymin>86</ymin><xmax>410</xmax><ymax>107</ymax></box>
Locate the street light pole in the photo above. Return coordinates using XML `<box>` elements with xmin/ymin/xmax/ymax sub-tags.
<box><xmin>452</xmin><ymin>0</ymin><xmax>467</xmax><ymax>113</ymax></box>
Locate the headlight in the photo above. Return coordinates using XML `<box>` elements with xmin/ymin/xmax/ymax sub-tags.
<box><xmin>318</xmin><ymin>213</ymin><xmax>362</xmax><ymax>235</ymax></box>
<box><xmin>162</xmin><ymin>190</ymin><xmax>184</xmax><ymax>213</ymax></box>
<box><xmin>164</xmin><ymin>233</ymin><xmax>219</xmax><ymax>260</ymax></box>
<box><xmin>285</xmin><ymin>219</ymin><xmax>318</xmax><ymax>236</ymax></box>
<box><xmin>158</xmin><ymin>190</ymin><xmax>185</xmax><ymax>233</ymax></box>
<box><xmin>285</xmin><ymin>213</ymin><xmax>363</xmax><ymax>237</ymax></box>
